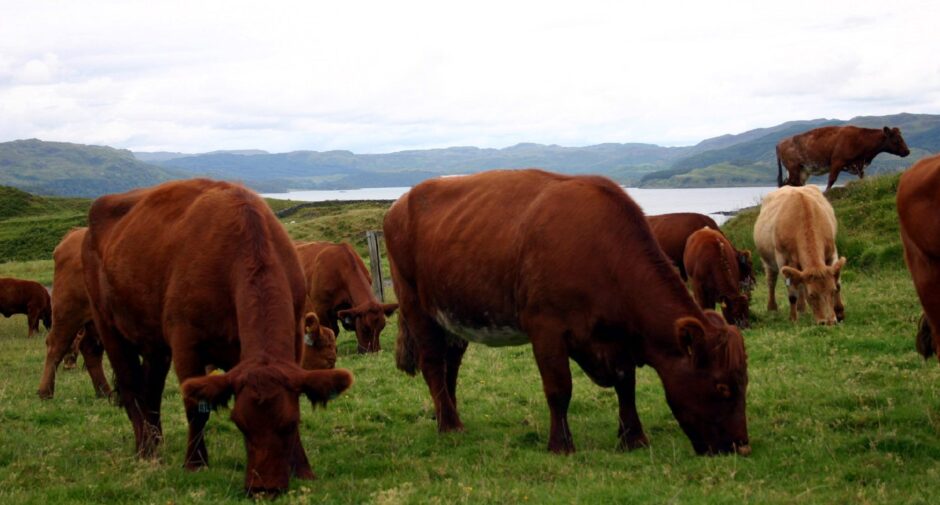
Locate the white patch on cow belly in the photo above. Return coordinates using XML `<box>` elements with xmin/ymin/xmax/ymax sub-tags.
<box><xmin>435</xmin><ymin>311</ymin><xmax>529</xmax><ymax>347</ymax></box>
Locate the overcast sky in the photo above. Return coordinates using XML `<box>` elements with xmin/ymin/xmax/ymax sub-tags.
<box><xmin>1</xmin><ymin>0</ymin><xmax>938</xmax><ymax>153</ymax></box>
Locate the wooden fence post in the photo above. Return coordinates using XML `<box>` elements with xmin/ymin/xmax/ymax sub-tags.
<box><xmin>365</xmin><ymin>230</ymin><xmax>385</xmax><ymax>302</ymax></box>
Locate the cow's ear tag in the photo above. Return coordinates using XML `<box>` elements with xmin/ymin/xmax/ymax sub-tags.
<box><xmin>198</xmin><ymin>400</ymin><xmax>211</xmax><ymax>413</ymax></box>
<box><xmin>785</xmin><ymin>278</ymin><xmax>791</xmax><ymax>287</ymax></box>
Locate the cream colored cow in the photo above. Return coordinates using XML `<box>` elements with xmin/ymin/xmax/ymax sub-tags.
<box><xmin>753</xmin><ymin>185</ymin><xmax>846</xmax><ymax>325</ymax></box>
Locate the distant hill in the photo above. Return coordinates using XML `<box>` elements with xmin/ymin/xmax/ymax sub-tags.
<box><xmin>641</xmin><ymin>113</ymin><xmax>940</xmax><ymax>187</ymax></box>
<box><xmin>0</xmin><ymin>139</ymin><xmax>183</xmax><ymax>197</ymax></box>
<box><xmin>1</xmin><ymin>113</ymin><xmax>936</xmax><ymax>197</ymax></box>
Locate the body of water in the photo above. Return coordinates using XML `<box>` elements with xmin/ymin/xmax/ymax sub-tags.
<box><xmin>263</xmin><ymin>185</ymin><xmax>785</xmax><ymax>224</ymax></box>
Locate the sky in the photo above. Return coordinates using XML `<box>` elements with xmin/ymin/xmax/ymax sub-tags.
<box><xmin>1</xmin><ymin>0</ymin><xmax>939</xmax><ymax>154</ymax></box>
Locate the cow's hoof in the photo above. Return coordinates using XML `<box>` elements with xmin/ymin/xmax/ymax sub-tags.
<box><xmin>619</xmin><ymin>434</ymin><xmax>650</xmax><ymax>451</ymax></box>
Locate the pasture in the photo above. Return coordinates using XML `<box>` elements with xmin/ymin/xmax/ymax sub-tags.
<box><xmin>0</xmin><ymin>176</ymin><xmax>939</xmax><ymax>503</ymax></box>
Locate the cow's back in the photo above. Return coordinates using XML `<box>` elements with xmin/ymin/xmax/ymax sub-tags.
<box><xmin>647</xmin><ymin>213</ymin><xmax>719</xmax><ymax>279</ymax></box>
<box><xmin>385</xmin><ymin>169</ymin><xmax>676</xmax><ymax>331</ymax></box>
<box><xmin>898</xmin><ymin>155</ymin><xmax>940</xmax><ymax>258</ymax></box>
<box><xmin>86</xmin><ymin>179</ymin><xmax>306</xmax><ymax>352</ymax></box>
<box><xmin>754</xmin><ymin>185</ymin><xmax>837</xmax><ymax>268</ymax></box>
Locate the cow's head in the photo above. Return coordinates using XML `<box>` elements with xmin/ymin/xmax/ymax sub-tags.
<box><xmin>302</xmin><ymin>312</ymin><xmax>337</xmax><ymax>370</ymax></box>
<box><xmin>337</xmin><ymin>302</ymin><xmax>399</xmax><ymax>353</ymax></box>
<box><xmin>781</xmin><ymin>257</ymin><xmax>846</xmax><ymax>325</ymax></box>
<box><xmin>719</xmin><ymin>293</ymin><xmax>750</xmax><ymax>329</ymax></box>
<box><xmin>883</xmin><ymin>127</ymin><xmax>910</xmax><ymax>157</ymax></box>
<box><xmin>735</xmin><ymin>249</ymin><xmax>756</xmax><ymax>298</ymax></box>
<box><xmin>181</xmin><ymin>362</ymin><xmax>353</xmax><ymax>496</ymax></box>
<box><xmin>660</xmin><ymin>312</ymin><xmax>749</xmax><ymax>456</ymax></box>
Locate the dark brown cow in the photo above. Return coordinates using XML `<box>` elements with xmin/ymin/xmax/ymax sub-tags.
<box><xmin>0</xmin><ymin>277</ymin><xmax>51</xmax><ymax>337</ymax></box>
<box><xmin>897</xmin><ymin>154</ymin><xmax>940</xmax><ymax>362</ymax></box>
<box><xmin>647</xmin><ymin>212</ymin><xmax>756</xmax><ymax>294</ymax></box>
<box><xmin>82</xmin><ymin>179</ymin><xmax>353</xmax><ymax>496</ymax></box>
<box><xmin>37</xmin><ymin>227</ymin><xmax>111</xmax><ymax>399</ymax></box>
<box><xmin>295</xmin><ymin>241</ymin><xmax>398</xmax><ymax>353</ymax></box>
<box><xmin>684</xmin><ymin>228</ymin><xmax>751</xmax><ymax>328</ymax></box>
<box><xmin>385</xmin><ymin>169</ymin><xmax>749</xmax><ymax>456</ymax></box>
<box><xmin>301</xmin><ymin>311</ymin><xmax>337</xmax><ymax>370</ymax></box>
<box><xmin>777</xmin><ymin>125</ymin><xmax>910</xmax><ymax>191</ymax></box>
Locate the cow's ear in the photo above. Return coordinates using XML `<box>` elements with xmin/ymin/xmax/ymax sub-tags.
<box><xmin>830</xmin><ymin>257</ymin><xmax>847</xmax><ymax>277</ymax></box>
<box><xmin>781</xmin><ymin>266</ymin><xmax>803</xmax><ymax>286</ymax></box>
<box><xmin>182</xmin><ymin>373</ymin><xmax>233</xmax><ymax>411</ymax></box>
<box><xmin>303</xmin><ymin>312</ymin><xmax>320</xmax><ymax>334</ymax></box>
<box><xmin>337</xmin><ymin>308</ymin><xmax>357</xmax><ymax>327</ymax></box>
<box><xmin>675</xmin><ymin>317</ymin><xmax>708</xmax><ymax>366</ymax></box>
<box><xmin>381</xmin><ymin>303</ymin><xmax>399</xmax><ymax>317</ymax></box>
<box><xmin>297</xmin><ymin>369</ymin><xmax>354</xmax><ymax>408</ymax></box>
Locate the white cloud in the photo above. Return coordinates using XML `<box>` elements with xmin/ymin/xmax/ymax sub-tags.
<box><xmin>1</xmin><ymin>0</ymin><xmax>939</xmax><ymax>152</ymax></box>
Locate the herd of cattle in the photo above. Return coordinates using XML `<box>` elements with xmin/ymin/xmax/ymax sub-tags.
<box><xmin>0</xmin><ymin>124</ymin><xmax>937</xmax><ymax>497</ymax></box>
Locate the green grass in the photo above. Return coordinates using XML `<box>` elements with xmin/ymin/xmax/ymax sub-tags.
<box><xmin>1</xmin><ymin>176</ymin><xmax>940</xmax><ymax>503</ymax></box>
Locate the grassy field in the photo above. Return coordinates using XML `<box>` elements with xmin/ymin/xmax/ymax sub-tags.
<box><xmin>1</xmin><ymin>177</ymin><xmax>939</xmax><ymax>503</ymax></box>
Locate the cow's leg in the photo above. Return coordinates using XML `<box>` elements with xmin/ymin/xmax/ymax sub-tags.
<box><xmin>140</xmin><ymin>346</ymin><xmax>171</xmax><ymax>452</ymax></box>
<box><xmin>765</xmin><ymin>265</ymin><xmax>778</xmax><ymax>312</ymax></box>
<box><xmin>419</xmin><ymin>330</ymin><xmax>464</xmax><ymax>432</ymax></box>
<box><xmin>445</xmin><ymin>339</ymin><xmax>468</xmax><ymax>408</ymax></box>
<box><xmin>615</xmin><ymin>366</ymin><xmax>648</xmax><ymax>450</ymax></box>
<box><xmin>825</xmin><ymin>169</ymin><xmax>839</xmax><ymax>192</ymax></box>
<box><xmin>788</xmin><ymin>286</ymin><xmax>800</xmax><ymax>322</ymax></box>
<box><xmin>78</xmin><ymin>323</ymin><xmax>111</xmax><ymax>397</ymax></box>
<box><xmin>27</xmin><ymin>305</ymin><xmax>41</xmax><ymax>337</ymax></box>
<box><xmin>37</xmin><ymin>317</ymin><xmax>84</xmax><ymax>399</ymax></box>
<box><xmin>173</xmin><ymin>337</ymin><xmax>214</xmax><ymax>470</ymax></box>
<box><xmin>100</xmin><ymin>332</ymin><xmax>154</xmax><ymax>458</ymax></box>
<box><xmin>526</xmin><ymin>318</ymin><xmax>575</xmax><ymax>454</ymax></box>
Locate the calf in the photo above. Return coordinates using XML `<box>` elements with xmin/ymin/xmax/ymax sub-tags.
<box><xmin>897</xmin><ymin>154</ymin><xmax>940</xmax><ymax>361</ymax></box>
<box><xmin>684</xmin><ymin>228</ymin><xmax>751</xmax><ymax>328</ymax></box>
<box><xmin>0</xmin><ymin>277</ymin><xmax>51</xmax><ymax>337</ymax></box>
<box><xmin>754</xmin><ymin>185</ymin><xmax>846</xmax><ymax>324</ymax></box>
<box><xmin>385</xmin><ymin>169</ymin><xmax>749</xmax><ymax>456</ymax></box>
<box><xmin>83</xmin><ymin>179</ymin><xmax>352</xmax><ymax>496</ymax></box>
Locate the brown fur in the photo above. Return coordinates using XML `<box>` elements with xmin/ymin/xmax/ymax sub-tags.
<box><xmin>384</xmin><ymin>169</ymin><xmax>749</xmax><ymax>456</ymax></box>
<box><xmin>684</xmin><ymin>228</ymin><xmax>751</xmax><ymax>328</ymax></box>
<box><xmin>0</xmin><ymin>277</ymin><xmax>51</xmax><ymax>337</ymax></box>
<box><xmin>777</xmin><ymin>125</ymin><xmax>910</xmax><ymax>191</ymax></box>
<box><xmin>82</xmin><ymin>179</ymin><xmax>353</xmax><ymax>496</ymax></box>
<box><xmin>37</xmin><ymin>228</ymin><xmax>111</xmax><ymax>399</ymax></box>
<box><xmin>648</xmin><ymin>213</ymin><xmax>756</xmax><ymax>294</ymax></box>
<box><xmin>754</xmin><ymin>185</ymin><xmax>846</xmax><ymax>325</ymax></box>
<box><xmin>897</xmin><ymin>154</ymin><xmax>940</xmax><ymax>362</ymax></box>
<box><xmin>301</xmin><ymin>311</ymin><xmax>337</xmax><ymax>370</ymax></box>
<box><xmin>295</xmin><ymin>241</ymin><xmax>398</xmax><ymax>353</ymax></box>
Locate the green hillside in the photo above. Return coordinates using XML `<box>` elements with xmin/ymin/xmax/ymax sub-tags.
<box><xmin>0</xmin><ymin>186</ymin><xmax>89</xmax><ymax>263</ymax></box>
<box><xmin>0</xmin><ymin>139</ymin><xmax>182</xmax><ymax>197</ymax></box>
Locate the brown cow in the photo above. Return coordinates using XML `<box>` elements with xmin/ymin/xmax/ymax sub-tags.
<box><xmin>0</xmin><ymin>277</ymin><xmax>51</xmax><ymax>337</ymax></box>
<box><xmin>37</xmin><ymin>227</ymin><xmax>111</xmax><ymax>399</ymax></box>
<box><xmin>897</xmin><ymin>154</ymin><xmax>940</xmax><ymax>362</ymax></box>
<box><xmin>385</xmin><ymin>169</ymin><xmax>749</xmax><ymax>456</ymax></box>
<box><xmin>684</xmin><ymin>228</ymin><xmax>751</xmax><ymax>328</ymax></box>
<box><xmin>82</xmin><ymin>179</ymin><xmax>353</xmax><ymax>496</ymax></box>
<box><xmin>776</xmin><ymin>125</ymin><xmax>910</xmax><ymax>191</ymax></box>
<box><xmin>647</xmin><ymin>213</ymin><xmax>756</xmax><ymax>295</ymax></box>
<box><xmin>295</xmin><ymin>241</ymin><xmax>398</xmax><ymax>353</ymax></box>
<box><xmin>753</xmin><ymin>185</ymin><xmax>846</xmax><ymax>325</ymax></box>
<box><xmin>301</xmin><ymin>311</ymin><xmax>337</xmax><ymax>370</ymax></box>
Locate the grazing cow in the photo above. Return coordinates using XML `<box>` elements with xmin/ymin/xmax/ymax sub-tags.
<box><xmin>301</xmin><ymin>311</ymin><xmax>337</xmax><ymax>370</ymax></box>
<box><xmin>82</xmin><ymin>179</ymin><xmax>353</xmax><ymax>496</ymax></box>
<box><xmin>897</xmin><ymin>154</ymin><xmax>940</xmax><ymax>362</ymax></box>
<box><xmin>684</xmin><ymin>228</ymin><xmax>751</xmax><ymax>328</ymax></box>
<box><xmin>647</xmin><ymin>213</ymin><xmax>756</xmax><ymax>294</ymax></box>
<box><xmin>0</xmin><ymin>278</ymin><xmax>51</xmax><ymax>337</ymax></box>
<box><xmin>385</xmin><ymin>169</ymin><xmax>749</xmax><ymax>456</ymax></box>
<box><xmin>37</xmin><ymin>228</ymin><xmax>111</xmax><ymax>399</ymax></box>
<box><xmin>776</xmin><ymin>125</ymin><xmax>910</xmax><ymax>191</ymax></box>
<box><xmin>295</xmin><ymin>241</ymin><xmax>398</xmax><ymax>353</ymax></box>
<box><xmin>753</xmin><ymin>185</ymin><xmax>846</xmax><ymax>325</ymax></box>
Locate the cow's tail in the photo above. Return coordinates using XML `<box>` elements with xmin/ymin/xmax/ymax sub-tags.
<box><xmin>776</xmin><ymin>146</ymin><xmax>785</xmax><ymax>187</ymax></box>
<box><xmin>395</xmin><ymin>318</ymin><xmax>418</xmax><ymax>376</ymax></box>
<box><xmin>915</xmin><ymin>313</ymin><xmax>937</xmax><ymax>360</ymax></box>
